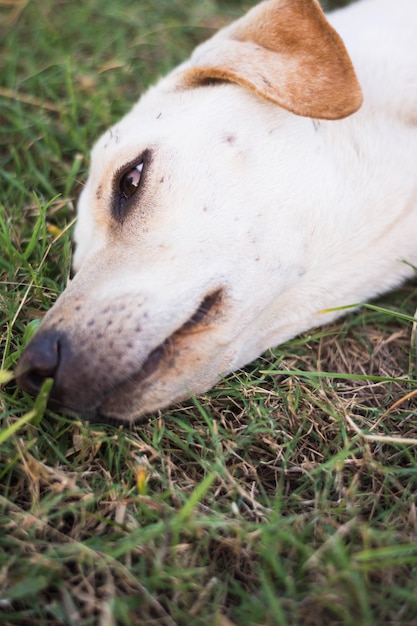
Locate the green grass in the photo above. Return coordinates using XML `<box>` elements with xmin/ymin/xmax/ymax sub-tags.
<box><xmin>1</xmin><ymin>0</ymin><xmax>417</xmax><ymax>624</ymax></box>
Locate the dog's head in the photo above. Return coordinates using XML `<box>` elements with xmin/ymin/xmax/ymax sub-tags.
<box><xmin>16</xmin><ymin>0</ymin><xmax>362</xmax><ymax>423</ymax></box>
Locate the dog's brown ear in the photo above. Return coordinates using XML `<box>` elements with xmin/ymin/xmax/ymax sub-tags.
<box><xmin>180</xmin><ymin>0</ymin><xmax>362</xmax><ymax>120</ymax></box>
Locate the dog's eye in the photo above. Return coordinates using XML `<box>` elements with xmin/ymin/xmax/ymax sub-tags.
<box><xmin>120</xmin><ymin>162</ymin><xmax>144</xmax><ymax>199</ymax></box>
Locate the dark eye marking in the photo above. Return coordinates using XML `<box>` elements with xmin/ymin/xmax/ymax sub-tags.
<box><xmin>112</xmin><ymin>149</ymin><xmax>151</xmax><ymax>222</ymax></box>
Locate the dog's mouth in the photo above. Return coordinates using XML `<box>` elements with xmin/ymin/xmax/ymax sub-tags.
<box><xmin>118</xmin><ymin>288</ymin><xmax>224</xmax><ymax>386</ymax></box>
<box><xmin>89</xmin><ymin>287</ymin><xmax>224</xmax><ymax>423</ymax></box>
<box><xmin>17</xmin><ymin>288</ymin><xmax>225</xmax><ymax>423</ymax></box>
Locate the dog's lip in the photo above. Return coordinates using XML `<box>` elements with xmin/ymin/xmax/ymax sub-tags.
<box><xmin>74</xmin><ymin>288</ymin><xmax>224</xmax><ymax>422</ymax></box>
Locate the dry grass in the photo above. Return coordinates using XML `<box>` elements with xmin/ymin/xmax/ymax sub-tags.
<box><xmin>1</xmin><ymin>0</ymin><xmax>417</xmax><ymax>624</ymax></box>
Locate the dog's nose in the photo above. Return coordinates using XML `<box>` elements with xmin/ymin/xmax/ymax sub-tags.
<box><xmin>16</xmin><ymin>331</ymin><xmax>61</xmax><ymax>396</ymax></box>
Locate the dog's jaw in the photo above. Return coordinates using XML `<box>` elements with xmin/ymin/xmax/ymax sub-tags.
<box><xmin>16</xmin><ymin>278</ymin><xmax>233</xmax><ymax>424</ymax></box>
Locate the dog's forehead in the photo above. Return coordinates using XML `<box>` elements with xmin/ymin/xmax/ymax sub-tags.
<box><xmin>90</xmin><ymin>80</ymin><xmax>274</xmax><ymax>171</ymax></box>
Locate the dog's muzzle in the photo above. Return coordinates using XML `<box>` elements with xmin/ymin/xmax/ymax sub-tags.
<box><xmin>16</xmin><ymin>289</ymin><xmax>224</xmax><ymax>421</ymax></box>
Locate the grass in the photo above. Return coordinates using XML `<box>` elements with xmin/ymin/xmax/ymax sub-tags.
<box><xmin>1</xmin><ymin>0</ymin><xmax>417</xmax><ymax>624</ymax></box>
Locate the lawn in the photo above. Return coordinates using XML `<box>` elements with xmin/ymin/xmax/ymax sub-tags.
<box><xmin>1</xmin><ymin>0</ymin><xmax>417</xmax><ymax>624</ymax></box>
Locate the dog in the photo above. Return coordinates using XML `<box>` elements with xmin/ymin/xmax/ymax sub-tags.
<box><xmin>16</xmin><ymin>0</ymin><xmax>417</xmax><ymax>424</ymax></box>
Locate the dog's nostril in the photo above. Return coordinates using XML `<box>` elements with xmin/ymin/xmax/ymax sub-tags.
<box><xmin>16</xmin><ymin>332</ymin><xmax>61</xmax><ymax>395</ymax></box>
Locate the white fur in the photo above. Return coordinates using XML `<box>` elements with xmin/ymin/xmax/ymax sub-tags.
<box><xmin>20</xmin><ymin>0</ymin><xmax>417</xmax><ymax>422</ymax></box>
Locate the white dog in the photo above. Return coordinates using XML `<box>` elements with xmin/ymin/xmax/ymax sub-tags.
<box><xmin>17</xmin><ymin>0</ymin><xmax>417</xmax><ymax>423</ymax></box>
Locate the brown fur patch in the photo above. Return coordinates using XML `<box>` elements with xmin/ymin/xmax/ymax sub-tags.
<box><xmin>181</xmin><ymin>0</ymin><xmax>362</xmax><ymax>120</ymax></box>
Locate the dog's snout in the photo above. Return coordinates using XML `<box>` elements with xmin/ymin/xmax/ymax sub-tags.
<box><xmin>16</xmin><ymin>331</ymin><xmax>61</xmax><ymax>396</ymax></box>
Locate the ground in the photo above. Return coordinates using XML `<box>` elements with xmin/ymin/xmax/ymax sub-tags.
<box><xmin>1</xmin><ymin>0</ymin><xmax>417</xmax><ymax>624</ymax></box>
